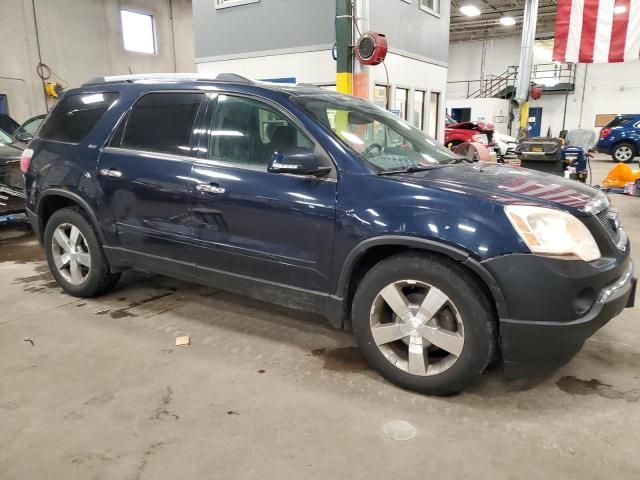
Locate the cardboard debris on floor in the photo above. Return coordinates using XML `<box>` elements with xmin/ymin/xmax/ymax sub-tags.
<box><xmin>175</xmin><ymin>336</ymin><xmax>190</xmax><ymax>346</ymax></box>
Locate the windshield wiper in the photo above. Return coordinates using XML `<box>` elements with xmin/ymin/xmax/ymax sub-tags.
<box><xmin>377</xmin><ymin>165</ymin><xmax>439</xmax><ymax>175</ymax></box>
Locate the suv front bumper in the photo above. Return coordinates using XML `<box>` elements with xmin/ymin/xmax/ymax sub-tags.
<box><xmin>483</xmin><ymin>254</ymin><xmax>636</xmax><ymax>372</ymax></box>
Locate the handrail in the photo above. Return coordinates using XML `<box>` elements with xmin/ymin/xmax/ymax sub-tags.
<box><xmin>448</xmin><ymin>62</ymin><xmax>576</xmax><ymax>99</ymax></box>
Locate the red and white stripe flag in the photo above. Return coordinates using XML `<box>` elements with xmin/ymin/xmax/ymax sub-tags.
<box><xmin>553</xmin><ymin>0</ymin><xmax>640</xmax><ymax>63</ymax></box>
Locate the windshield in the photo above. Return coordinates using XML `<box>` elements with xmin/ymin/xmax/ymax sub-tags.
<box><xmin>293</xmin><ymin>94</ymin><xmax>459</xmax><ymax>173</ymax></box>
<box><xmin>0</xmin><ymin>129</ymin><xmax>15</xmax><ymax>146</ymax></box>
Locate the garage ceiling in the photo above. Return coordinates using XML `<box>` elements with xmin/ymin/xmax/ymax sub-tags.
<box><xmin>450</xmin><ymin>0</ymin><xmax>559</xmax><ymax>43</ymax></box>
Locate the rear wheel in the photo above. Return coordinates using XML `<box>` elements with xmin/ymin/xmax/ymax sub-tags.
<box><xmin>352</xmin><ymin>253</ymin><xmax>496</xmax><ymax>395</ymax></box>
<box><xmin>44</xmin><ymin>208</ymin><xmax>120</xmax><ymax>297</ymax></box>
<box><xmin>612</xmin><ymin>142</ymin><xmax>635</xmax><ymax>163</ymax></box>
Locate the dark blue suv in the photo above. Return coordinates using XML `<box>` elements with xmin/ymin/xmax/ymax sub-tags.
<box><xmin>21</xmin><ymin>74</ymin><xmax>636</xmax><ymax>395</ymax></box>
<box><xmin>596</xmin><ymin>114</ymin><xmax>640</xmax><ymax>163</ymax></box>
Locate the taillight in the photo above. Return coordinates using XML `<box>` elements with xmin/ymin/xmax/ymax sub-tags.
<box><xmin>600</xmin><ymin>127</ymin><xmax>612</xmax><ymax>139</ymax></box>
<box><xmin>20</xmin><ymin>148</ymin><xmax>34</xmax><ymax>173</ymax></box>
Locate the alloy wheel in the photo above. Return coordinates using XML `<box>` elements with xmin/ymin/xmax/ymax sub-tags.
<box><xmin>369</xmin><ymin>280</ymin><xmax>465</xmax><ymax>376</ymax></box>
<box><xmin>51</xmin><ymin>223</ymin><xmax>92</xmax><ymax>285</ymax></box>
<box><xmin>615</xmin><ymin>146</ymin><xmax>633</xmax><ymax>162</ymax></box>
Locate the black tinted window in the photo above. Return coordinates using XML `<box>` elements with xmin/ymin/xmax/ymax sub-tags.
<box><xmin>39</xmin><ymin>92</ymin><xmax>119</xmax><ymax>143</ymax></box>
<box><xmin>118</xmin><ymin>92</ymin><xmax>203</xmax><ymax>155</ymax></box>
<box><xmin>606</xmin><ymin>116</ymin><xmax>636</xmax><ymax>127</ymax></box>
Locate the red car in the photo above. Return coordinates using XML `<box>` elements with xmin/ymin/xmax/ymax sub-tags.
<box><xmin>444</xmin><ymin>114</ymin><xmax>495</xmax><ymax>151</ymax></box>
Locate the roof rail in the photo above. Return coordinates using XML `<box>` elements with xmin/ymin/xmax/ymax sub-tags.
<box><xmin>82</xmin><ymin>72</ymin><xmax>254</xmax><ymax>86</ymax></box>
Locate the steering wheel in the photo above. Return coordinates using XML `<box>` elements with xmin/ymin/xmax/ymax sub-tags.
<box><xmin>364</xmin><ymin>143</ymin><xmax>384</xmax><ymax>156</ymax></box>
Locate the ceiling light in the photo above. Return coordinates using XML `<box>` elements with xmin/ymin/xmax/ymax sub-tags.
<box><xmin>460</xmin><ymin>5</ymin><xmax>481</xmax><ymax>16</ymax></box>
<box><xmin>500</xmin><ymin>16</ymin><xmax>516</xmax><ymax>26</ymax></box>
<box><xmin>614</xmin><ymin>5</ymin><xmax>627</xmax><ymax>14</ymax></box>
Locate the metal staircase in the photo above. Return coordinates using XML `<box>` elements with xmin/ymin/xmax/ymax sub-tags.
<box><xmin>451</xmin><ymin>62</ymin><xmax>576</xmax><ymax>100</ymax></box>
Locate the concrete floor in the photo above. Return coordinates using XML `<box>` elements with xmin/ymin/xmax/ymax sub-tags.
<box><xmin>1</xmin><ymin>155</ymin><xmax>639</xmax><ymax>480</ymax></box>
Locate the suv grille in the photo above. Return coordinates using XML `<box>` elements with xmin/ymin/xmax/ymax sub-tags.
<box><xmin>596</xmin><ymin>208</ymin><xmax>621</xmax><ymax>244</ymax></box>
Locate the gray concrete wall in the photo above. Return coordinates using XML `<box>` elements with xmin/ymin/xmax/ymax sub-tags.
<box><xmin>0</xmin><ymin>0</ymin><xmax>195</xmax><ymax>123</ymax></box>
<box><xmin>192</xmin><ymin>0</ymin><xmax>334</xmax><ymax>60</ymax></box>
<box><xmin>369</xmin><ymin>0</ymin><xmax>449</xmax><ymax>64</ymax></box>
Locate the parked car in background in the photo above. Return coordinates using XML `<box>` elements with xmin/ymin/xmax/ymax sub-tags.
<box><xmin>0</xmin><ymin>113</ymin><xmax>20</xmax><ymax>137</ymax></box>
<box><xmin>444</xmin><ymin>114</ymin><xmax>495</xmax><ymax>151</ymax></box>
<box><xmin>0</xmin><ymin>129</ymin><xmax>26</xmax><ymax>215</ymax></box>
<box><xmin>494</xmin><ymin>131</ymin><xmax>518</xmax><ymax>159</ymax></box>
<box><xmin>596</xmin><ymin>114</ymin><xmax>640</xmax><ymax>163</ymax></box>
<box><xmin>0</xmin><ymin>113</ymin><xmax>47</xmax><ymax>143</ymax></box>
<box><xmin>13</xmin><ymin>114</ymin><xmax>46</xmax><ymax>143</ymax></box>
<box><xmin>22</xmin><ymin>74</ymin><xmax>636</xmax><ymax>395</ymax></box>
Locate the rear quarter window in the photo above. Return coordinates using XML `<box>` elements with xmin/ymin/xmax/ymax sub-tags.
<box><xmin>39</xmin><ymin>92</ymin><xmax>119</xmax><ymax>143</ymax></box>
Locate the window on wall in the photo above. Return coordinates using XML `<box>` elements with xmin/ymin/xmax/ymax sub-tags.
<box><xmin>395</xmin><ymin>88</ymin><xmax>409</xmax><ymax>120</ymax></box>
<box><xmin>373</xmin><ymin>85</ymin><xmax>389</xmax><ymax>109</ymax></box>
<box><xmin>120</xmin><ymin>10</ymin><xmax>156</xmax><ymax>54</ymax></box>
<box><xmin>215</xmin><ymin>0</ymin><xmax>260</xmax><ymax>9</ymax></box>
<box><xmin>414</xmin><ymin>90</ymin><xmax>426</xmax><ymax>131</ymax></box>
<box><xmin>428</xmin><ymin>92</ymin><xmax>440</xmax><ymax>139</ymax></box>
<box><xmin>420</xmin><ymin>0</ymin><xmax>441</xmax><ymax>15</ymax></box>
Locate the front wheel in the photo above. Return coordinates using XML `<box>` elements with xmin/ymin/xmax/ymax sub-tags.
<box><xmin>44</xmin><ymin>208</ymin><xmax>120</xmax><ymax>297</ymax></box>
<box><xmin>612</xmin><ymin>143</ymin><xmax>636</xmax><ymax>163</ymax></box>
<box><xmin>352</xmin><ymin>253</ymin><xmax>497</xmax><ymax>395</ymax></box>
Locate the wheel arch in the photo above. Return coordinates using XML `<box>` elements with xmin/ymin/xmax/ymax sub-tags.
<box><xmin>333</xmin><ymin>236</ymin><xmax>508</xmax><ymax>328</ymax></box>
<box><xmin>36</xmin><ymin>189</ymin><xmax>106</xmax><ymax>245</ymax></box>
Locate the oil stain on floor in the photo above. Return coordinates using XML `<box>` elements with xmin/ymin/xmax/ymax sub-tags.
<box><xmin>311</xmin><ymin>346</ymin><xmax>369</xmax><ymax>373</ymax></box>
<box><xmin>0</xmin><ymin>226</ymin><xmax>44</xmax><ymax>264</ymax></box>
<box><xmin>556</xmin><ymin>376</ymin><xmax>640</xmax><ymax>403</ymax></box>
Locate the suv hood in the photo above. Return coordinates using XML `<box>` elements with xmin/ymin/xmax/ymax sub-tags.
<box><xmin>446</xmin><ymin>120</ymin><xmax>495</xmax><ymax>133</ymax></box>
<box><xmin>387</xmin><ymin>162</ymin><xmax>601</xmax><ymax>214</ymax></box>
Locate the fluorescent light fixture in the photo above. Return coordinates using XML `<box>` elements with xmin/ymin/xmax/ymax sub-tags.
<box><xmin>460</xmin><ymin>4</ymin><xmax>481</xmax><ymax>16</ymax></box>
<box><xmin>500</xmin><ymin>16</ymin><xmax>516</xmax><ymax>26</ymax></box>
<box><xmin>614</xmin><ymin>5</ymin><xmax>627</xmax><ymax>14</ymax></box>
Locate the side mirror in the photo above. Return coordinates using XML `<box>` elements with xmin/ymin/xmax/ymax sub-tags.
<box><xmin>268</xmin><ymin>148</ymin><xmax>331</xmax><ymax>177</ymax></box>
<box><xmin>14</xmin><ymin>131</ymin><xmax>33</xmax><ymax>143</ymax></box>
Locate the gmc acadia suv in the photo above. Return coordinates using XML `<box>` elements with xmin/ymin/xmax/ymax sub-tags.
<box><xmin>21</xmin><ymin>74</ymin><xmax>636</xmax><ymax>395</ymax></box>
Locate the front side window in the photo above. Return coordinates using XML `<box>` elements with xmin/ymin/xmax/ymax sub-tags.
<box><xmin>39</xmin><ymin>92</ymin><xmax>119</xmax><ymax>144</ymax></box>
<box><xmin>115</xmin><ymin>92</ymin><xmax>204</xmax><ymax>155</ymax></box>
<box><xmin>206</xmin><ymin>94</ymin><xmax>313</xmax><ymax>168</ymax></box>
<box><xmin>294</xmin><ymin>94</ymin><xmax>458</xmax><ymax>173</ymax></box>
<box><xmin>121</xmin><ymin>10</ymin><xmax>156</xmax><ymax>54</ymax></box>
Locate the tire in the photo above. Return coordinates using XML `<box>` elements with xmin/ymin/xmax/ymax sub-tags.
<box><xmin>352</xmin><ymin>252</ymin><xmax>496</xmax><ymax>395</ymax></box>
<box><xmin>43</xmin><ymin>207</ymin><xmax>120</xmax><ymax>297</ymax></box>
<box><xmin>612</xmin><ymin>142</ymin><xmax>636</xmax><ymax>163</ymax></box>
<box><xmin>446</xmin><ymin>140</ymin><xmax>463</xmax><ymax>151</ymax></box>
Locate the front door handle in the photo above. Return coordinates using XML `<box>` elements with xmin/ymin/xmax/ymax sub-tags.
<box><xmin>99</xmin><ymin>168</ymin><xmax>123</xmax><ymax>178</ymax></box>
<box><xmin>196</xmin><ymin>183</ymin><xmax>226</xmax><ymax>194</ymax></box>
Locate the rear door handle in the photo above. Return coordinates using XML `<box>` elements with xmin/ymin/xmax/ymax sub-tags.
<box><xmin>196</xmin><ymin>183</ymin><xmax>225</xmax><ymax>194</ymax></box>
<box><xmin>99</xmin><ymin>168</ymin><xmax>123</xmax><ymax>178</ymax></box>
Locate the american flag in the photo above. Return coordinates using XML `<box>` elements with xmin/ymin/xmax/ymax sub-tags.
<box><xmin>553</xmin><ymin>0</ymin><xmax>640</xmax><ymax>63</ymax></box>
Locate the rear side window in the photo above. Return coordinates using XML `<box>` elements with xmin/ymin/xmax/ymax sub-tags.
<box><xmin>115</xmin><ymin>92</ymin><xmax>204</xmax><ymax>155</ymax></box>
<box><xmin>39</xmin><ymin>92</ymin><xmax>119</xmax><ymax>143</ymax></box>
<box><xmin>606</xmin><ymin>116</ymin><xmax>636</xmax><ymax>128</ymax></box>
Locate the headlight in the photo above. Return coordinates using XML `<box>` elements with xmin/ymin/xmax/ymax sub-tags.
<box><xmin>583</xmin><ymin>190</ymin><xmax>609</xmax><ymax>214</ymax></box>
<box><xmin>505</xmin><ymin>205</ymin><xmax>601</xmax><ymax>261</ymax></box>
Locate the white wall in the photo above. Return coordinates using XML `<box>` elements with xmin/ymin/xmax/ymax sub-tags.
<box><xmin>0</xmin><ymin>0</ymin><xmax>195</xmax><ymax>122</ymax></box>
<box><xmin>445</xmin><ymin>98</ymin><xmax>512</xmax><ymax>134</ymax></box>
<box><xmin>197</xmin><ymin>49</ymin><xmax>337</xmax><ymax>85</ymax></box>
<box><xmin>448</xmin><ymin>36</ymin><xmax>640</xmax><ymax>137</ymax></box>
<box><xmin>373</xmin><ymin>53</ymin><xmax>449</xmax><ymax>141</ymax></box>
